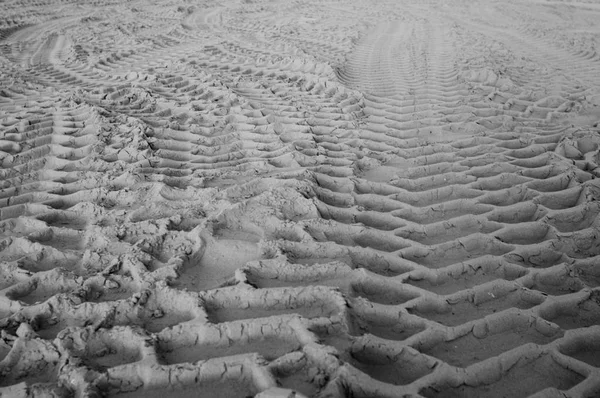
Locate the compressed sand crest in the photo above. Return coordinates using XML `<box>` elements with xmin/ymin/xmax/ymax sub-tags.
<box><xmin>1</xmin><ymin>0</ymin><xmax>600</xmax><ymax>397</ymax></box>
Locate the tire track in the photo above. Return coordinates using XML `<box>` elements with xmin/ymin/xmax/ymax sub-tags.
<box><xmin>1</xmin><ymin>0</ymin><xmax>600</xmax><ymax>397</ymax></box>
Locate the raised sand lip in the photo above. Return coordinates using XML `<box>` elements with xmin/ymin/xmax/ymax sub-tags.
<box><xmin>1</xmin><ymin>0</ymin><xmax>600</xmax><ymax>397</ymax></box>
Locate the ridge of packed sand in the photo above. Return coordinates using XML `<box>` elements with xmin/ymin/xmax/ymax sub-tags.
<box><xmin>1</xmin><ymin>0</ymin><xmax>600</xmax><ymax>397</ymax></box>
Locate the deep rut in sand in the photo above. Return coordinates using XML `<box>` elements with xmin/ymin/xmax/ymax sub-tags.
<box><xmin>1</xmin><ymin>0</ymin><xmax>600</xmax><ymax>397</ymax></box>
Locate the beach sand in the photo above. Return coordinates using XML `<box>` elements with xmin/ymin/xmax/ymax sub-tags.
<box><xmin>1</xmin><ymin>0</ymin><xmax>600</xmax><ymax>396</ymax></box>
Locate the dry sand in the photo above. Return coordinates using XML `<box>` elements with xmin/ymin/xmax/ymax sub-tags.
<box><xmin>1</xmin><ymin>0</ymin><xmax>600</xmax><ymax>396</ymax></box>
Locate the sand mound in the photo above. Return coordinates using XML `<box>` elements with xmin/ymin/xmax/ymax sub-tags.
<box><xmin>1</xmin><ymin>0</ymin><xmax>600</xmax><ymax>397</ymax></box>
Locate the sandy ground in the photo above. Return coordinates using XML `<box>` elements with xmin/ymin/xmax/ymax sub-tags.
<box><xmin>1</xmin><ymin>0</ymin><xmax>600</xmax><ymax>396</ymax></box>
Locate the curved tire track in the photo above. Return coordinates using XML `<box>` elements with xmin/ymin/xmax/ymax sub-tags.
<box><xmin>1</xmin><ymin>0</ymin><xmax>600</xmax><ymax>397</ymax></box>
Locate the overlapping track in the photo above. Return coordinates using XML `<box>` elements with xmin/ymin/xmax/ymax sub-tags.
<box><xmin>1</xmin><ymin>0</ymin><xmax>600</xmax><ymax>397</ymax></box>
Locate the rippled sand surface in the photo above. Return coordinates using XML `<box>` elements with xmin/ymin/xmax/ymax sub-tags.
<box><xmin>1</xmin><ymin>0</ymin><xmax>600</xmax><ymax>396</ymax></box>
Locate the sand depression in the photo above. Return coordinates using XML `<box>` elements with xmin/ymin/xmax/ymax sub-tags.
<box><xmin>1</xmin><ymin>0</ymin><xmax>600</xmax><ymax>397</ymax></box>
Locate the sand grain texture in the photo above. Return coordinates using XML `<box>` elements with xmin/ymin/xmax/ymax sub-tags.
<box><xmin>1</xmin><ymin>0</ymin><xmax>600</xmax><ymax>397</ymax></box>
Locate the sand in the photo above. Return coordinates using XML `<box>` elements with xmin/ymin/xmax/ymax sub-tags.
<box><xmin>1</xmin><ymin>0</ymin><xmax>600</xmax><ymax>396</ymax></box>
